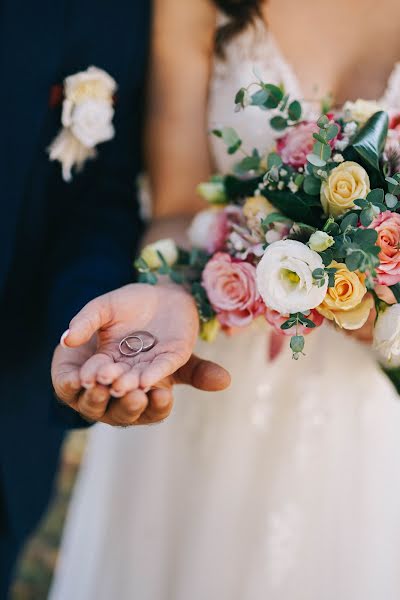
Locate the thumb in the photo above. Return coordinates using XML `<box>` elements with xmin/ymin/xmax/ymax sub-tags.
<box><xmin>61</xmin><ymin>293</ymin><xmax>113</xmax><ymax>348</ymax></box>
<box><xmin>175</xmin><ymin>355</ymin><xmax>231</xmax><ymax>392</ymax></box>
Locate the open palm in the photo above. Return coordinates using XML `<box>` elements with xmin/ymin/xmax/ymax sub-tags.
<box><xmin>62</xmin><ymin>283</ymin><xmax>200</xmax><ymax>395</ymax></box>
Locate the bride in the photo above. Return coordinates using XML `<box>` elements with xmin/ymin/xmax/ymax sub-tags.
<box><xmin>50</xmin><ymin>0</ymin><xmax>400</xmax><ymax>598</ymax></box>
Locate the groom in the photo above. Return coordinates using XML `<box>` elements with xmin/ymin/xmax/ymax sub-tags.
<box><xmin>0</xmin><ymin>1</ymin><xmax>228</xmax><ymax>596</ymax></box>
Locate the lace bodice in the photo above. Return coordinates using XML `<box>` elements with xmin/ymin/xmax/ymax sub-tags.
<box><xmin>208</xmin><ymin>14</ymin><xmax>400</xmax><ymax>173</ymax></box>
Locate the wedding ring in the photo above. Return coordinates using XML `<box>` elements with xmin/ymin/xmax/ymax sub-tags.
<box><xmin>119</xmin><ymin>335</ymin><xmax>144</xmax><ymax>357</ymax></box>
<box><xmin>125</xmin><ymin>331</ymin><xmax>157</xmax><ymax>352</ymax></box>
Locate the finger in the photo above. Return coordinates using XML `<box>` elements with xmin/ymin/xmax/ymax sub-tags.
<box><xmin>77</xmin><ymin>384</ymin><xmax>110</xmax><ymax>421</ymax></box>
<box><xmin>80</xmin><ymin>353</ymin><xmax>114</xmax><ymax>389</ymax></box>
<box><xmin>96</xmin><ymin>361</ymin><xmax>131</xmax><ymax>387</ymax></box>
<box><xmin>135</xmin><ymin>388</ymin><xmax>173</xmax><ymax>425</ymax></box>
<box><xmin>110</xmin><ymin>365</ymin><xmax>144</xmax><ymax>397</ymax></box>
<box><xmin>105</xmin><ymin>389</ymin><xmax>148</xmax><ymax>427</ymax></box>
<box><xmin>139</xmin><ymin>352</ymin><xmax>183</xmax><ymax>389</ymax></box>
<box><xmin>174</xmin><ymin>355</ymin><xmax>231</xmax><ymax>392</ymax></box>
<box><xmin>61</xmin><ymin>293</ymin><xmax>113</xmax><ymax>348</ymax></box>
<box><xmin>53</xmin><ymin>367</ymin><xmax>81</xmax><ymax>406</ymax></box>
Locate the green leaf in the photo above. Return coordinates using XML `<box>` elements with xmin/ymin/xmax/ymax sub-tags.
<box><xmin>262</xmin><ymin>83</ymin><xmax>284</xmax><ymax>108</ymax></box>
<box><xmin>262</xmin><ymin>188</ymin><xmax>322</xmax><ymax>226</ymax></box>
<box><xmin>135</xmin><ymin>257</ymin><xmax>150</xmax><ymax>272</ymax></box>
<box><xmin>262</xmin><ymin>212</ymin><xmax>291</xmax><ymax>228</ymax></box>
<box><xmin>340</xmin><ymin>212</ymin><xmax>358</xmax><ymax>231</ymax></box>
<box><xmin>307</xmin><ymin>154</ymin><xmax>326</xmax><ymax>167</ymax></box>
<box><xmin>221</xmin><ymin>127</ymin><xmax>241</xmax><ymax>148</ymax></box>
<box><xmin>320</xmin><ymin>249</ymin><xmax>334</xmax><ymax>267</ymax></box>
<box><xmin>235</xmin><ymin>88</ymin><xmax>246</xmax><ymax>105</ymax></box>
<box><xmin>317</xmin><ymin>115</ymin><xmax>329</xmax><ymax>128</ymax></box>
<box><xmin>234</xmin><ymin>154</ymin><xmax>260</xmax><ymax>174</ymax></box>
<box><xmin>224</xmin><ymin>174</ymin><xmax>262</xmax><ymax>199</ymax></box>
<box><xmin>303</xmin><ymin>175</ymin><xmax>321</xmax><ymax>196</ymax></box>
<box><xmin>346</xmin><ymin>251</ymin><xmax>362</xmax><ymax>271</ymax></box>
<box><xmin>360</xmin><ymin>208</ymin><xmax>374</xmax><ymax>226</ymax></box>
<box><xmin>367</xmin><ymin>188</ymin><xmax>385</xmax><ymax>205</ymax></box>
<box><xmin>228</xmin><ymin>140</ymin><xmax>242</xmax><ymax>155</ymax></box>
<box><xmin>170</xmin><ymin>270</ymin><xmax>185</xmax><ymax>284</ymax></box>
<box><xmin>281</xmin><ymin>318</ymin><xmax>296</xmax><ymax>330</ymax></box>
<box><xmin>211</xmin><ymin>129</ymin><xmax>222</xmax><ymax>138</ymax></box>
<box><xmin>267</xmin><ymin>152</ymin><xmax>283</xmax><ymax>169</ymax></box>
<box><xmin>326</xmin><ymin>123</ymin><xmax>340</xmax><ymax>140</ymax></box>
<box><xmin>270</xmin><ymin>116</ymin><xmax>288</xmax><ymax>131</ymax></box>
<box><xmin>312</xmin><ymin>268</ymin><xmax>325</xmax><ymax>279</ymax></box>
<box><xmin>385</xmin><ymin>193</ymin><xmax>398</xmax><ymax>208</ymax></box>
<box><xmin>349</xmin><ymin>111</ymin><xmax>389</xmax><ymax>172</ymax></box>
<box><xmin>353</xmin><ymin>228</ymin><xmax>378</xmax><ymax>246</ymax></box>
<box><xmin>138</xmin><ymin>272</ymin><xmax>158</xmax><ymax>285</ymax></box>
<box><xmin>288</xmin><ymin>100</ymin><xmax>302</xmax><ymax>121</ymax></box>
<box><xmin>313</xmin><ymin>132</ymin><xmax>328</xmax><ymax>144</ymax></box>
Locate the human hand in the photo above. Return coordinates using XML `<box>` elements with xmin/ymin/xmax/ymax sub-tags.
<box><xmin>52</xmin><ymin>283</ymin><xmax>230</xmax><ymax>426</ymax></box>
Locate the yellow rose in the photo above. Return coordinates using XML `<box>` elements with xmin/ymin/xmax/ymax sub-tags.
<box><xmin>321</xmin><ymin>161</ymin><xmax>370</xmax><ymax>217</ymax></box>
<box><xmin>141</xmin><ymin>238</ymin><xmax>178</xmax><ymax>270</ymax></box>
<box><xmin>243</xmin><ymin>196</ymin><xmax>276</xmax><ymax>233</ymax></box>
<box><xmin>316</xmin><ymin>261</ymin><xmax>373</xmax><ymax>329</ymax></box>
<box><xmin>343</xmin><ymin>99</ymin><xmax>383</xmax><ymax>124</ymax></box>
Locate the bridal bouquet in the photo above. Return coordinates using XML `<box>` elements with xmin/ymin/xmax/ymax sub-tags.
<box><xmin>136</xmin><ymin>77</ymin><xmax>400</xmax><ymax>370</ymax></box>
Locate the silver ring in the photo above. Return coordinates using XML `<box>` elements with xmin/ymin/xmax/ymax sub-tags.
<box><xmin>126</xmin><ymin>331</ymin><xmax>157</xmax><ymax>352</ymax></box>
<box><xmin>119</xmin><ymin>335</ymin><xmax>144</xmax><ymax>357</ymax></box>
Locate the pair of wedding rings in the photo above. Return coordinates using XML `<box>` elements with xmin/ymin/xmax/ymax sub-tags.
<box><xmin>119</xmin><ymin>331</ymin><xmax>157</xmax><ymax>357</ymax></box>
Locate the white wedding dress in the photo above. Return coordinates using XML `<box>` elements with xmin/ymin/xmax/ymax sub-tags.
<box><xmin>50</xmin><ymin>17</ymin><xmax>400</xmax><ymax>600</ymax></box>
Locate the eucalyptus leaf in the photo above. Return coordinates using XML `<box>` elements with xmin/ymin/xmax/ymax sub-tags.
<box><xmin>288</xmin><ymin>100</ymin><xmax>302</xmax><ymax>121</ymax></box>
<box><xmin>340</xmin><ymin>212</ymin><xmax>358</xmax><ymax>231</ymax></box>
<box><xmin>307</xmin><ymin>154</ymin><xmax>326</xmax><ymax>167</ymax></box>
<box><xmin>303</xmin><ymin>175</ymin><xmax>321</xmax><ymax>195</ymax></box>
<box><xmin>270</xmin><ymin>116</ymin><xmax>288</xmax><ymax>131</ymax></box>
<box><xmin>385</xmin><ymin>193</ymin><xmax>398</xmax><ymax>208</ymax></box>
<box><xmin>367</xmin><ymin>188</ymin><xmax>385</xmax><ymax>205</ymax></box>
<box><xmin>326</xmin><ymin>123</ymin><xmax>340</xmax><ymax>140</ymax></box>
<box><xmin>346</xmin><ymin>251</ymin><xmax>362</xmax><ymax>271</ymax></box>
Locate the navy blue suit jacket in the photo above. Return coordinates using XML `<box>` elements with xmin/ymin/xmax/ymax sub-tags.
<box><xmin>0</xmin><ymin>0</ymin><xmax>150</xmax><ymax>558</ymax></box>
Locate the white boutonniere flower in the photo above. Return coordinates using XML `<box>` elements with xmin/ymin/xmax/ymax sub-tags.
<box><xmin>48</xmin><ymin>66</ymin><xmax>117</xmax><ymax>182</ymax></box>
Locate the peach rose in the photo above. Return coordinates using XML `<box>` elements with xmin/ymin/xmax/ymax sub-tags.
<box><xmin>369</xmin><ymin>211</ymin><xmax>400</xmax><ymax>285</ymax></box>
<box><xmin>202</xmin><ymin>253</ymin><xmax>264</xmax><ymax>327</ymax></box>
<box><xmin>316</xmin><ymin>261</ymin><xmax>373</xmax><ymax>329</ymax></box>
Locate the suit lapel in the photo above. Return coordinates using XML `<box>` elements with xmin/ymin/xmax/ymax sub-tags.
<box><xmin>0</xmin><ymin>0</ymin><xmax>64</xmax><ymax>290</ymax></box>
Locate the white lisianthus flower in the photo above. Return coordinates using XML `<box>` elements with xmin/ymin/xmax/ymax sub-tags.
<box><xmin>141</xmin><ymin>239</ymin><xmax>178</xmax><ymax>270</ymax></box>
<box><xmin>308</xmin><ymin>230</ymin><xmax>334</xmax><ymax>253</ymax></box>
<box><xmin>256</xmin><ymin>239</ymin><xmax>328</xmax><ymax>314</ymax></box>
<box><xmin>373</xmin><ymin>304</ymin><xmax>400</xmax><ymax>368</ymax></box>
<box><xmin>343</xmin><ymin>99</ymin><xmax>383</xmax><ymax>124</ymax></box>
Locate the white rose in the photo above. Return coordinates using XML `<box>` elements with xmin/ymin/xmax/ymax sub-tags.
<box><xmin>64</xmin><ymin>66</ymin><xmax>116</xmax><ymax>104</ymax></box>
<box><xmin>256</xmin><ymin>239</ymin><xmax>328</xmax><ymax>314</ymax></box>
<box><xmin>343</xmin><ymin>99</ymin><xmax>383</xmax><ymax>124</ymax></box>
<box><xmin>63</xmin><ymin>99</ymin><xmax>115</xmax><ymax>148</ymax></box>
<box><xmin>373</xmin><ymin>304</ymin><xmax>400</xmax><ymax>368</ymax></box>
<box><xmin>141</xmin><ymin>238</ymin><xmax>178</xmax><ymax>270</ymax></box>
<box><xmin>308</xmin><ymin>231</ymin><xmax>334</xmax><ymax>253</ymax></box>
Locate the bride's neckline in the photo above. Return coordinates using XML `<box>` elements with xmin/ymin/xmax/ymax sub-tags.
<box><xmin>217</xmin><ymin>13</ymin><xmax>400</xmax><ymax>109</ymax></box>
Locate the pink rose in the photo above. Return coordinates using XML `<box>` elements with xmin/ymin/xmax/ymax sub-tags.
<box><xmin>265</xmin><ymin>308</ymin><xmax>324</xmax><ymax>336</ymax></box>
<box><xmin>188</xmin><ymin>209</ymin><xmax>228</xmax><ymax>254</ymax></box>
<box><xmin>202</xmin><ymin>253</ymin><xmax>264</xmax><ymax>327</ymax></box>
<box><xmin>277</xmin><ymin>122</ymin><xmax>319</xmax><ymax>168</ymax></box>
<box><xmin>369</xmin><ymin>211</ymin><xmax>400</xmax><ymax>285</ymax></box>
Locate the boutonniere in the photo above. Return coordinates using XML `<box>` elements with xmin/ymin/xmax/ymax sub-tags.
<box><xmin>48</xmin><ymin>66</ymin><xmax>117</xmax><ymax>182</ymax></box>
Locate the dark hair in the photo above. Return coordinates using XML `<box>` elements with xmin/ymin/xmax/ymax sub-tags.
<box><xmin>214</xmin><ymin>0</ymin><xmax>263</xmax><ymax>56</ymax></box>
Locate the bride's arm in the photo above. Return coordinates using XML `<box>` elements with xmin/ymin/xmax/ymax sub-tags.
<box><xmin>143</xmin><ymin>0</ymin><xmax>217</xmax><ymax>245</ymax></box>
